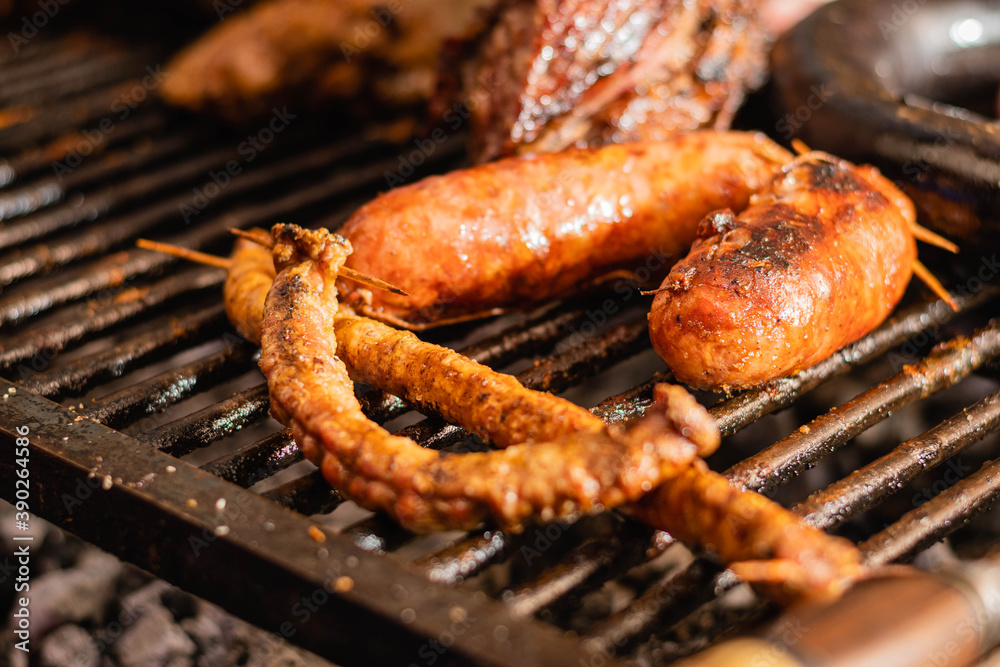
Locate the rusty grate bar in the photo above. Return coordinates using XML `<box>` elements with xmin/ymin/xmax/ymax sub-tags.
<box><xmin>84</xmin><ymin>340</ymin><xmax>259</xmax><ymax>430</ymax></box>
<box><xmin>0</xmin><ymin>266</ymin><xmax>224</xmax><ymax>369</ymax></box>
<box><xmin>19</xmin><ymin>301</ymin><xmax>227</xmax><ymax>399</ymax></box>
<box><xmin>138</xmin><ymin>384</ymin><xmax>271</xmax><ymax>456</ymax></box>
<box><xmin>0</xmin><ymin>37</ymin><xmax>110</xmax><ymax>79</ymax></box>
<box><xmin>583</xmin><ymin>558</ymin><xmax>720</xmax><ymax>655</ymax></box>
<box><xmin>861</xmin><ymin>458</ymin><xmax>1000</xmax><ymax>566</ymax></box>
<box><xmin>0</xmin><ymin>80</ymin><xmax>161</xmax><ymax>153</ymax></box>
<box><xmin>505</xmin><ymin>520</ymin><xmax>659</xmax><ymax>620</ymax></box>
<box><xmin>797</xmin><ymin>390</ymin><xmax>1000</xmax><ymax>530</ymax></box>
<box><xmin>0</xmin><ymin>112</ymin><xmax>169</xmax><ymax>189</ymax></box>
<box><xmin>418</xmin><ymin>531</ymin><xmax>511</xmax><ymax>584</ymax></box>
<box><xmin>0</xmin><ymin>141</ymin><xmax>263</xmax><ymax>263</ymax></box>
<box><xmin>261</xmin><ymin>469</ymin><xmax>343</xmax><ymax>515</ymax></box>
<box><xmin>0</xmin><ymin>145</ymin><xmax>395</xmax><ymax>327</ymax></box>
<box><xmin>0</xmin><ymin>49</ymin><xmax>157</xmax><ymax>106</ymax></box>
<box><xmin>0</xmin><ymin>135</ymin><xmax>408</xmax><ymax>291</ymax></box>
<box><xmin>201</xmin><ymin>430</ymin><xmax>299</xmax><ymax>488</ymax></box>
<box><xmin>727</xmin><ymin>320</ymin><xmax>1000</xmax><ymax>494</ymax></box>
<box><xmin>344</xmin><ymin>515</ymin><xmax>418</xmax><ymax>555</ymax></box>
<box><xmin>0</xmin><ymin>130</ymin><xmax>205</xmax><ymax>226</ymax></box>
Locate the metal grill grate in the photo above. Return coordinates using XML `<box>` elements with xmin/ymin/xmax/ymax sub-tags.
<box><xmin>2</xmin><ymin>27</ymin><xmax>1000</xmax><ymax>667</ymax></box>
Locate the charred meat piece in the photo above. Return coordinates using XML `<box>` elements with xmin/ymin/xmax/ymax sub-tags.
<box><xmin>460</xmin><ymin>0</ymin><xmax>769</xmax><ymax>162</ymax></box>
<box><xmin>161</xmin><ymin>0</ymin><xmax>495</xmax><ymax>126</ymax></box>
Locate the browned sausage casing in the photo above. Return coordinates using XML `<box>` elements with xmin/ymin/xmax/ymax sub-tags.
<box><xmin>340</xmin><ymin>131</ymin><xmax>791</xmax><ymax>326</ymax></box>
<box><xmin>648</xmin><ymin>152</ymin><xmax>917</xmax><ymax>390</ymax></box>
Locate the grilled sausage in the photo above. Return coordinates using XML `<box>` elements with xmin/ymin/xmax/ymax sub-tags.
<box><xmin>648</xmin><ymin>151</ymin><xmax>917</xmax><ymax>390</ymax></box>
<box><xmin>338</xmin><ymin>130</ymin><xmax>792</xmax><ymax>327</ymax></box>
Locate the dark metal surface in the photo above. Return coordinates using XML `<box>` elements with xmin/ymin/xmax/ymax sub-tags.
<box><xmin>772</xmin><ymin>0</ymin><xmax>1000</xmax><ymax>245</ymax></box>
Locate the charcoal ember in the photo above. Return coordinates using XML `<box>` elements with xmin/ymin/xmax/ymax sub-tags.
<box><xmin>243</xmin><ymin>635</ymin><xmax>333</xmax><ymax>667</ymax></box>
<box><xmin>25</xmin><ymin>548</ymin><xmax>122</xmax><ymax>637</ymax></box>
<box><xmin>36</xmin><ymin>529</ymin><xmax>86</xmax><ymax>575</ymax></box>
<box><xmin>460</xmin><ymin>0</ymin><xmax>769</xmax><ymax>163</ymax></box>
<box><xmin>40</xmin><ymin>624</ymin><xmax>99</xmax><ymax>667</ymax></box>
<box><xmin>160</xmin><ymin>587</ymin><xmax>197</xmax><ymax>622</ymax></box>
<box><xmin>180</xmin><ymin>601</ymin><xmax>241</xmax><ymax>666</ymax></box>
<box><xmin>112</xmin><ymin>603</ymin><xmax>197</xmax><ymax>667</ymax></box>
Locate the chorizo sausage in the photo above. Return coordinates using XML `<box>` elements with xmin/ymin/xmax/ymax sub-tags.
<box><xmin>648</xmin><ymin>151</ymin><xmax>917</xmax><ymax>390</ymax></box>
<box><xmin>338</xmin><ymin>130</ymin><xmax>792</xmax><ymax>327</ymax></box>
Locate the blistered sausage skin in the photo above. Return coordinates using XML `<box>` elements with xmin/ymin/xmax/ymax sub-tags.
<box><xmin>649</xmin><ymin>152</ymin><xmax>917</xmax><ymax>390</ymax></box>
<box><xmin>339</xmin><ymin>131</ymin><xmax>792</xmax><ymax>327</ymax></box>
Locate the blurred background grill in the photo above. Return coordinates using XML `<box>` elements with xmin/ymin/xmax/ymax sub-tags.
<box><xmin>2</xmin><ymin>4</ymin><xmax>1000</xmax><ymax>666</ymax></box>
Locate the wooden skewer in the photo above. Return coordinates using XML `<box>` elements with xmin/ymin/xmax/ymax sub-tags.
<box><xmin>910</xmin><ymin>223</ymin><xmax>959</xmax><ymax>253</ymax></box>
<box><xmin>136</xmin><ymin>238</ymin><xmax>232</xmax><ymax>269</ymax></box>
<box><xmin>230</xmin><ymin>227</ymin><xmax>274</xmax><ymax>248</ymax></box>
<box><xmin>228</xmin><ymin>228</ymin><xmax>409</xmax><ymax>295</ymax></box>
<box><xmin>137</xmin><ymin>237</ymin><xmax>409</xmax><ymax>296</ymax></box>
<box><xmin>791</xmin><ymin>138</ymin><xmax>812</xmax><ymax>156</ymax></box>
<box><xmin>912</xmin><ymin>258</ymin><xmax>959</xmax><ymax>311</ymax></box>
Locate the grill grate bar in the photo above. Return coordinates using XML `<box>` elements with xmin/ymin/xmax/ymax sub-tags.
<box><xmin>505</xmin><ymin>521</ymin><xmax>659</xmax><ymax>620</ymax></box>
<box><xmin>0</xmin><ymin>134</ymin><xmax>403</xmax><ymax>292</ymax></box>
<box><xmin>583</xmin><ymin>557</ymin><xmax>719</xmax><ymax>656</ymax></box>
<box><xmin>84</xmin><ymin>340</ymin><xmax>259</xmax><ymax>430</ymax></box>
<box><xmin>0</xmin><ymin>112</ymin><xmax>169</xmax><ymax>189</ymax></box>
<box><xmin>0</xmin><ymin>130</ymin><xmax>205</xmax><ymax>229</ymax></box>
<box><xmin>516</xmin><ymin>315</ymin><xmax>649</xmax><ymax>392</ymax></box>
<box><xmin>138</xmin><ymin>383</ymin><xmax>271</xmax><ymax>456</ymax></box>
<box><xmin>0</xmin><ymin>80</ymin><xmax>158</xmax><ymax>153</ymax></box>
<box><xmin>261</xmin><ymin>469</ymin><xmax>343</xmax><ymax>515</ymax></box>
<box><xmin>343</xmin><ymin>515</ymin><xmax>417</xmax><ymax>555</ymax></box>
<box><xmin>0</xmin><ymin>140</ymin><xmax>261</xmax><ymax>263</ymax></box>
<box><xmin>797</xmin><ymin>390</ymin><xmax>1000</xmax><ymax>530</ymax></box>
<box><xmin>861</xmin><ymin>457</ymin><xmax>1000</xmax><ymax>566</ymax></box>
<box><xmin>727</xmin><ymin>320</ymin><xmax>1000</xmax><ymax>494</ymax></box>
<box><xmin>0</xmin><ymin>142</ymin><xmax>393</xmax><ymax>327</ymax></box>
<box><xmin>0</xmin><ymin>50</ymin><xmax>157</xmax><ymax>106</ymax></box>
<box><xmin>710</xmin><ymin>288</ymin><xmax>1000</xmax><ymax>435</ymax></box>
<box><xmin>201</xmin><ymin>430</ymin><xmax>300</xmax><ymax>488</ymax></box>
<box><xmin>0</xmin><ymin>38</ymin><xmax>107</xmax><ymax>78</ymax></box>
<box><xmin>20</xmin><ymin>301</ymin><xmax>227</xmax><ymax>399</ymax></box>
<box><xmin>418</xmin><ymin>531</ymin><xmax>511</xmax><ymax>584</ymax></box>
<box><xmin>0</xmin><ymin>265</ymin><xmax>223</xmax><ymax>369</ymax></box>
<box><xmin>557</xmin><ymin>323</ymin><xmax>1000</xmax><ymax>654</ymax></box>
